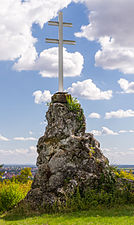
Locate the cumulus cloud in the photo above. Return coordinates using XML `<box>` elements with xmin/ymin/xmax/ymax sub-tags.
<box><xmin>118</xmin><ymin>78</ymin><xmax>134</xmax><ymax>93</ymax></box>
<box><xmin>13</xmin><ymin>137</ymin><xmax>37</xmax><ymax>141</ymax></box>
<box><xmin>75</xmin><ymin>0</ymin><xmax>134</xmax><ymax>74</ymax></box>
<box><xmin>105</xmin><ymin>109</ymin><xmax>134</xmax><ymax>119</ymax></box>
<box><xmin>0</xmin><ymin>0</ymin><xmax>83</xmax><ymax>75</ymax></box>
<box><xmin>33</xmin><ymin>90</ymin><xmax>52</xmax><ymax>104</ymax></box>
<box><xmin>91</xmin><ymin>126</ymin><xmax>118</xmax><ymax>136</ymax></box>
<box><xmin>14</xmin><ymin>47</ymin><xmax>84</xmax><ymax>77</ymax></box>
<box><xmin>88</xmin><ymin>112</ymin><xmax>101</xmax><ymax>119</ymax></box>
<box><xmin>0</xmin><ymin>134</ymin><xmax>9</xmax><ymax>141</ymax></box>
<box><xmin>67</xmin><ymin>79</ymin><xmax>112</xmax><ymax>100</ymax></box>
<box><xmin>2</xmin><ymin>0</ymin><xmax>134</xmax><ymax>75</ymax></box>
<box><xmin>101</xmin><ymin>127</ymin><xmax>118</xmax><ymax>135</ymax></box>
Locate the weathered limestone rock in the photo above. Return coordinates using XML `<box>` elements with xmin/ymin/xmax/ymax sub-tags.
<box><xmin>26</xmin><ymin>93</ymin><xmax>111</xmax><ymax>208</ymax></box>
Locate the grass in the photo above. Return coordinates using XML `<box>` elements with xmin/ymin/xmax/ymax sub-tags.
<box><xmin>1</xmin><ymin>205</ymin><xmax>134</xmax><ymax>225</ymax></box>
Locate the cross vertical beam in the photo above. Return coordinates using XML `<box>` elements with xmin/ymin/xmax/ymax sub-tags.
<box><xmin>59</xmin><ymin>12</ymin><xmax>63</xmax><ymax>92</ymax></box>
<box><xmin>46</xmin><ymin>12</ymin><xmax>76</xmax><ymax>92</ymax></box>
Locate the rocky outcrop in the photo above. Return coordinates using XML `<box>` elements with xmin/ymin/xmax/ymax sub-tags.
<box><xmin>26</xmin><ymin>92</ymin><xmax>111</xmax><ymax>209</ymax></box>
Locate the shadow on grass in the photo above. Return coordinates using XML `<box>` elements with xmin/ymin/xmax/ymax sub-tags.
<box><xmin>1</xmin><ymin>205</ymin><xmax>134</xmax><ymax>222</ymax></box>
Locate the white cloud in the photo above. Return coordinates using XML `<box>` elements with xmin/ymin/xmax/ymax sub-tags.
<box><xmin>0</xmin><ymin>0</ymin><xmax>80</xmax><ymax>73</ymax></box>
<box><xmin>129</xmin><ymin>148</ymin><xmax>134</xmax><ymax>151</ymax></box>
<box><xmin>91</xmin><ymin>130</ymin><xmax>101</xmax><ymax>136</ymax></box>
<box><xmin>105</xmin><ymin>109</ymin><xmax>134</xmax><ymax>119</ymax></box>
<box><xmin>118</xmin><ymin>78</ymin><xmax>134</xmax><ymax>93</ymax></box>
<box><xmin>88</xmin><ymin>112</ymin><xmax>101</xmax><ymax>119</ymax></box>
<box><xmin>75</xmin><ymin>0</ymin><xmax>134</xmax><ymax>74</ymax></box>
<box><xmin>103</xmin><ymin>149</ymin><xmax>134</xmax><ymax>164</ymax></box>
<box><xmin>0</xmin><ymin>134</ymin><xmax>9</xmax><ymax>141</ymax></box>
<box><xmin>95</xmin><ymin>37</ymin><xmax>134</xmax><ymax>74</ymax></box>
<box><xmin>33</xmin><ymin>90</ymin><xmax>52</xmax><ymax>104</ymax></box>
<box><xmin>119</xmin><ymin>130</ymin><xmax>127</xmax><ymax>134</ymax></box>
<box><xmin>119</xmin><ymin>129</ymin><xmax>134</xmax><ymax>134</ymax></box>
<box><xmin>129</xmin><ymin>130</ymin><xmax>134</xmax><ymax>133</ymax></box>
<box><xmin>13</xmin><ymin>137</ymin><xmax>37</xmax><ymax>141</ymax></box>
<box><xmin>2</xmin><ymin>0</ymin><xmax>134</xmax><ymax>75</ymax></box>
<box><xmin>0</xmin><ymin>146</ymin><xmax>37</xmax><ymax>155</ymax></box>
<box><xmin>102</xmin><ymin>127</ymin><xmax>118</xmax><ymax>135</ymax></box>
<box><xmin>67</xmin><ymin>79</ymin><xmax>112</xmax><ymax>100</ymax></box>
<box><xmin>91</xmin><ymin>126</ymin><xmax>118</xmax><ymax>136</ymax></box>
<box><xmin>14</xmin><ymin>47</ymin><xmax>84</xmax><ymax>78</ymax></box>
<box><xmin>102</xmin><ymin>148</ymin><xmax>111</xmax><ymax>153</ymax></box>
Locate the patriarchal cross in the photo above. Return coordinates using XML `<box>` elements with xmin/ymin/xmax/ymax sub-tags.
<box><xmin>46</xmin><ymin>12</ymin><xmax>76</xmax><ymax>92</ymax></box>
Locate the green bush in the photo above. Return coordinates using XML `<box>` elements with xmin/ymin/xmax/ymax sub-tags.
<box><xmin>58</xmin><ymin>186</ymin><xmax>134</xmax><ymax>213</ymax></box>
<box><xmin>42</xmin><ymin>172</ymin><xmax>134</xmax><ymax>213</ymax></box>
<box><xmin>11</xmin><ymin>167</ymin><xmax>32</xmax><ymax>183</ymax></box>
<box><xmin>0</xmin><ymin>180</ymin><xmax>31</xmax><ymax>212</ymax></box>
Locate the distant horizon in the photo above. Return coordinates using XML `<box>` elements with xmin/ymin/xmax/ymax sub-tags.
<box><xmin>2</xmin><ymin>164</ymin><xmax>134</xmax><ymax>167</ymax></box>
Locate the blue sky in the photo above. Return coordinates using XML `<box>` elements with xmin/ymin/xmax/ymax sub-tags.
<box><xmin>1</xmin><ymin>0</ymin><xmax>134</xmax><ymax>165</ymax></box>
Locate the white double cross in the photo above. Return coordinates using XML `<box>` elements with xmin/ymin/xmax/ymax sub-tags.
<box><xmin>46</xmin><ymin>12</ymin><xmax>76</xmax><ymax>92</ymax></box>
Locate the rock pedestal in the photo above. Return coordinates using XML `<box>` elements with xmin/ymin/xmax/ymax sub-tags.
<box><xmin>26</xmin><ymin>93</ymin><xmax>111</xmax><ymax>208</ymax></box>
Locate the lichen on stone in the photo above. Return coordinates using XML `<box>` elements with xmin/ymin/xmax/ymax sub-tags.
<box><xmin>25</xmin><ymin>92</ymin><xmax>113</xmax><ymax>209</ymax></box>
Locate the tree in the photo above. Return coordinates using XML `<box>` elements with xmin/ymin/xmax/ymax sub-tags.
<box><xmin>0</xmin><ymin>164</ymin><xmax>4</xmax><ymax>179</ymax></box>
<box><xmin>12</xmin><ymin>167</ymin><xmax>32</xmax><ymax>183</ymax></box>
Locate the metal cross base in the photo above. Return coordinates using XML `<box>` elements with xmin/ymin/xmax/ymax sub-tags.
<box><xmin>46</xmin><ymin>12</ymin><xmax>76</xmax><ymax>92</ymax></box>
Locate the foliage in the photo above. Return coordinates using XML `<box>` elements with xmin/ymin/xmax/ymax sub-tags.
<box><xmin>0</xmin><ymin>165</ymin><xmax>4</xmax><ymax>179</ymax></box>
<box><xmin>88</xmin><ymin>145</ymin><xmax>95</xmax><ymax>158</ymax></box>
<box><xmin>11</xmin><ymin>167</ymin><xmax>32</xmax><ymax>183</ymax></box>
<box><xmin>66</xmin><ymin>95</ymin><xmax>84</xmax><ymax>125</ymax></box>
<box><xmin>38</xmin><ymin>166</ymin><xmax>134</xmax><ymax>214</ymax></box>
<box><xmin>0</xmin><ymin>180</ymin><xmax>32</xmax><ymax>212</ymax></box>
<box><xmin>64</xmin><ymin>187</ymin><xmax>133</xmax><ymax>211</ymax></box>
<box><xmin>115</xmin><ymin>169</ymin><xmax>134</xmax><ymax>181</ymax></box>
<box><xmin>46</xmin><ymin>102</ymin><xmax>52</xmax><ymax>107</ymax></box>
<box><xmin>66</xmin><ymin>95</ymin><xmax>81</xmax><ymax>112</ymax></box>
<box><xmin>0</xmin><ymin>167</ymin><xmax>32</xmax><ymax>213</ymax></box>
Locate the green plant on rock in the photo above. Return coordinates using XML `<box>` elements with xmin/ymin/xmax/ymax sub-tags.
<box><xmin>88</xmin><ymin>145</ymin><xmax>95</xmax><ymax>158</ymax></box>
<box><xmin>66</xmin><ymin>95</ymin><xmax>85</xmax><ymax>132</ymax></box>
<box><xmin>66</xmin><ymin>95</ymin><xmax>81</xmax><ymax>112</ymax></box>
<box><xmin>46</xmin><ymin>102</ymin><xmax>53</xmax><ymax>107</ymax></box>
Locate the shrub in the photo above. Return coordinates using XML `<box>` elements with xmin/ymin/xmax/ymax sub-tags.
<box><xmin>0</xmin><ymin>180</ymin><xmax>31</xmax><ymax>212</ymax></box>
<box><xmin>11</xmin><ymin>167</ymin><xmax>32</xmax><ymax>183</ymax></box>
<box><xmin>0</xmin><ymin>164</ymin><xmax>4</xmax><ymax>179</ymax></box>
<box><xmin>115</xmin><ymin>169</ymin><xmax>134</xmax><ymax>180</ymax></box>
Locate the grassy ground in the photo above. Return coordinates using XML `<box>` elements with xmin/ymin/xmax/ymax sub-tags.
<box><xmin>0</xmin><ymin>205</ymin><xmax>134</xmax><ymax>225</ymax></box>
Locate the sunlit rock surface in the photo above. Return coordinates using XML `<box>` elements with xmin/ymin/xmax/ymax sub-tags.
<box><xmin>26</xmin><ymin>92</ymin><xmax>111</xmax><ymax>208</ymax></box>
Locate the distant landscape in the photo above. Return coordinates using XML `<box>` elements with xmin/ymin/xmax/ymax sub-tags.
<box><xmin>0</xmin><ymin>164</ymin><xmax>134</xmax><ymax>180</ymax></box>
<box><xmin>0</xmin><ymin>165</ymin><xmax>37</xmax><ymax>180</ymax></box>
